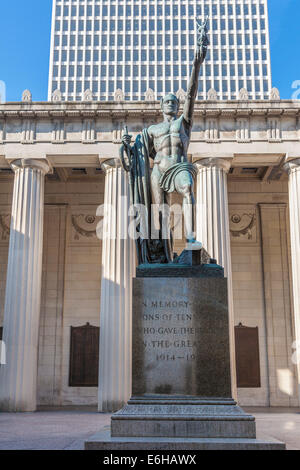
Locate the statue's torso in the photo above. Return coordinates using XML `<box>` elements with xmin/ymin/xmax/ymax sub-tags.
<box><xmin>148</xmin><ymin>115</ymin><xmax>190</xmax><ymax>174</ymax></box>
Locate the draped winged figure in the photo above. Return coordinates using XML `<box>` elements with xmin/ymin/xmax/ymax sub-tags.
<box><xmin>120</xmin><ymin>18</ymin><xmax>209</xmax><ymax>265</ymax></box>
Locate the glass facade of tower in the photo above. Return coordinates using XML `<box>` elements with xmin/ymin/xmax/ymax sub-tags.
<box><xmin>48</xmin><ymin>0</ymin><xmax>272</xmax><ymax>101</ymax></box>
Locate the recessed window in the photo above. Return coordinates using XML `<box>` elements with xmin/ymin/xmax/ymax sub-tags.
<box><xmin>241</xmin><ymin>168</ymin><xmax>258</xmax><ymax>174</ymax></box>
<box><xmin>71</xmin><ymin>168</ymin><xmax>87</xmax><ymax>175</ymax></box>
<box><xmin>235</xmin><ymin>323</ymin><xmax>261</xmax><ymax>388</ymax></box>
<box><xmin>69</xmin><ymin>323</ymin><xmax>99</xmax><ymax>387</ymax></box>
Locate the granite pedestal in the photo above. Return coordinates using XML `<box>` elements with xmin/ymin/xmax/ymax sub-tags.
<box><xmin>86</xmin><ymin>257</ymin><xmax>285</xmax><ymax>450</ymax></box>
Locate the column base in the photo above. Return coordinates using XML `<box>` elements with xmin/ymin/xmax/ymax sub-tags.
<box><xmin>0</xmin><ymin>399</ymin><xmax>36</xmax><ymax>413</ymax></box>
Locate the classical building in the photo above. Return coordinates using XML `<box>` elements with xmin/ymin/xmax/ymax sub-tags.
<box><xmin>49</xmin><ymin>0</ymin><xmax>272</xmax><ymax>101</ymax></box>
<box><xmin>0</xmin><ymin>98</ymin><xmax>300</xmax><ymax>412</ymax></box>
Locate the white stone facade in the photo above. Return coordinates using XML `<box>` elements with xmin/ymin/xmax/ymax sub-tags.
<box><xmin>0</xmin><ymin>99</ymin><xmax>299</xmax><ymax>410</ymax></box>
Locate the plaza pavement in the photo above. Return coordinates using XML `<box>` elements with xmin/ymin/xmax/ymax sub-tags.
<box><xmin>0</xmin><ymin>407</ymin><xmax>299</xmax><ymax>450</ymax></box>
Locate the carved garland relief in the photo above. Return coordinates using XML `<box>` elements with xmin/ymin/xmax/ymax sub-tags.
<box><xmin>71</xmin><ymin>214</ymin><xmax>97</xmax><ymax>240</ymax></box>
<box><xmin>69</xmin><ymin>206</ymin><xmax>101</xmax><ymax>246</ymax></box>
<box><xmin>0</xmin><ymin>214</ymin><xmax>10</xmax><ymax>241</ymax></box>
<box><xmin>229</xmin><ymin>205</ymin><xmax>258</xmax><ymax>244</ymax></box>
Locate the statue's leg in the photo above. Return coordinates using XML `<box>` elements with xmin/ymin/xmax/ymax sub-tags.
<box><xmin>175</xmin><ymin>171</ymin><xmax>196</xmax><ymax>243</ymax></box>
<box><xmin>151</xmin><ymin>166</ymin><xmax>173</xmax><ymax>261</ymax></box>
<box><xmin>163</xmin><ymin>191</ymin><xmax>173</xmax><ymax>259</ymax></box>
<box><xmin>151</xmin><ymin>165</ymin><xmax>164</xmax><ymax>238</ymax></box>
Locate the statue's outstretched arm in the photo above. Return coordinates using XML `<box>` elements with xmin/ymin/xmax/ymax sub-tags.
<box><xmin>183</xmin><ymin>18</ymin><xmax>209</xmax><ymax>125</ymax></box>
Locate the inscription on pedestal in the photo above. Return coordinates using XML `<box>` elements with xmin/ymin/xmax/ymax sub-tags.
<box><xmin>142</xmin><ymin>302</ymin><xmax>198</xmax><ymax>370</ymax></box>
<box><xmin>132</xmin><ymin>278</ymin><xmax>231</xmax><ymax>398</ymax></box>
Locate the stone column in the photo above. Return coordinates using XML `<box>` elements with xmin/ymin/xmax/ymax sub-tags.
<box><xmin>283</xmin><ymin>158</ymin><xmax>300</xmax><ymax>398</ymax></box>
<box><xmin>195</xmin><ymin>157</ymin><xmax>237</xmax><ymax>397</ymax></box>
<box><xmin>98</xmin><ymin>159</ymin><xmax>136</xmax><ymax>412</ymax></box>
<box><xmin>0</xmin><ymin>159</ymin><xmax>50</xmax><ymax>411</ymax></box>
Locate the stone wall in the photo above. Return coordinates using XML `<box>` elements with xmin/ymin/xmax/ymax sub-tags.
<box><xmin>42</xmin><ymin>179</ymin><xmax>104</xmax><ymax>405</ymax></box>
<box><xmin>37</xmin><ymin>205</ymin><xmax>67</xmax><ymax>405</ymax></box>
<box><xmin>228</xmin><ymin>179</ymin><xmax>299</xmax><ymax>407</ymax></box>
<box><xmin>0</xmin><ymin>180</ymin><xmax>13</xmax><ymax>327</ymax></box>
<box><xmin>1</xmin><ymin>178</ymin><xmax>105</xmax><ymax>406</ymax></box>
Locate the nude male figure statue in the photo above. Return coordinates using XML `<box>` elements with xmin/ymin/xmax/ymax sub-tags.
<box><xmin>120</xmin><ymin>18</ymin><xmax>209</xmax><ymax>264</ymax></box>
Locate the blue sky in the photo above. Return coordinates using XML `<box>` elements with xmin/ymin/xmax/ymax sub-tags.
<box><xmin>0</xmin><ymin>0</ymin><xmax>299</xmax><ymax>101</ymax></box>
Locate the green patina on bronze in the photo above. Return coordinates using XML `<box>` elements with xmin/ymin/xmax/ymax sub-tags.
<box><xmin>120</xmin><ymin>18</ymin><xmax>209</xmax><ymax>265</ymax></box>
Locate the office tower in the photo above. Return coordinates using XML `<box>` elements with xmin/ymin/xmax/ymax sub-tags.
<box><xmin>48</xmin><ymin>0</ymin><xmax>272</xmax><ymax>101</ymax></box>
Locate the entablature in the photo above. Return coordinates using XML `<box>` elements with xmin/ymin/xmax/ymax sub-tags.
<box><xmin>0</xmin><ymin>100</ymin><xmax>299</xmax><ymax>182</ymax></box>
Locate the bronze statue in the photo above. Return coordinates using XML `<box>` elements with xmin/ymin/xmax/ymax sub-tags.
<box><xmin>120</xmin><ymin>18</ymin><xmax>209</xmax><ymax>265</ymax></box>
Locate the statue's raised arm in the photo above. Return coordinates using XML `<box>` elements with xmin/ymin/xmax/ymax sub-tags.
<box><xmin>183</xmin><ymin>17</ymin><xmax>209</xmax><ymax>125</ymax></box>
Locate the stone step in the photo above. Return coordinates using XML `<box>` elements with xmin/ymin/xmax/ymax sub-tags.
<box><xmin>85</xmin><ymin>430</ymin><xmax>285</xmax><ymax>450</ymax></box>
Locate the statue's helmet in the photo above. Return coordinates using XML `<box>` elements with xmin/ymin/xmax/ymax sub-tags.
<box><xmin>160</xmin><ymin>93</ymin><xmax>179</xmax><ymax>109</ymax></box>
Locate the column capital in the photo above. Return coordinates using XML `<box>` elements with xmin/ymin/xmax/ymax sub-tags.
<box><xmin>194</xmin><ymin>157</ymin><xmax>233</xmax><ymax>174</ymax></box>
<box><xmin>100</xmin><ymin>158</ymin><xmax>122</xmax><ymax>173</ymax></box>
<box><xmin>283</xmin><ymin>158</ymin><xmax>300</xmax><ymax>175</ymax></box>
<box><xmin>10</xmin><ymin>158</ymin><xmax>51</xmax><ymax>175</ymax></box>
